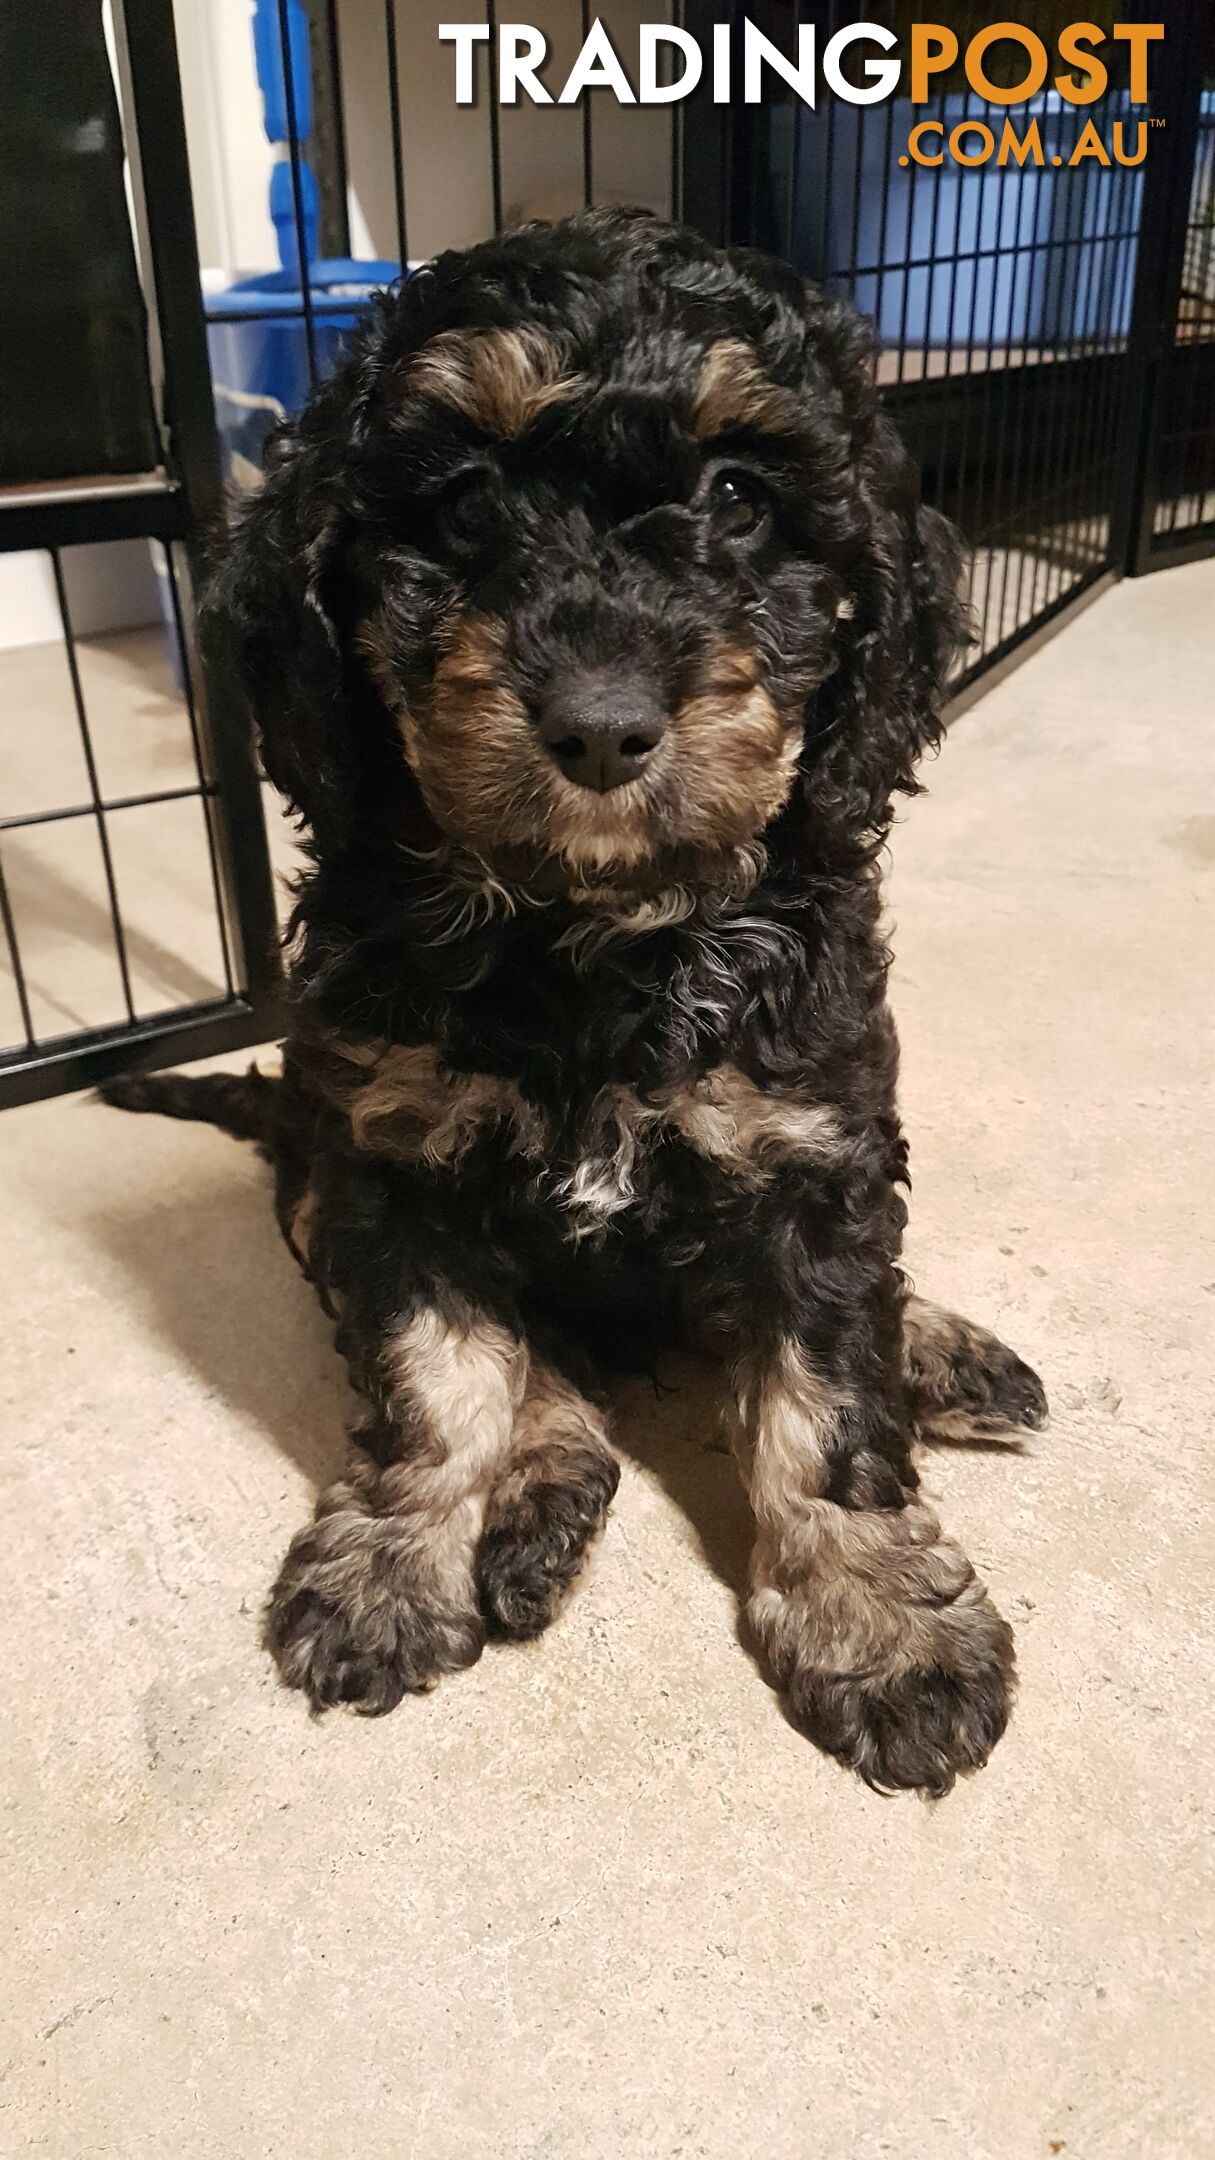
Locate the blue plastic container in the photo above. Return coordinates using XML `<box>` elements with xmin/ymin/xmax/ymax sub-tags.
<box><xmin>787</xmin><ymin>92</ymin><xmax>1155</xmax><ymax>349</ymax></box>
<box><xmin>204</xmin><ymin>257</ymin><xmax>399</xmax><ymax>483</ymax></box>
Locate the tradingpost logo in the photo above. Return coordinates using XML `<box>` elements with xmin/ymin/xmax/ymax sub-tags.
<box><xmin>438</xmin><ymin>19</ymin><xmax>1165</xmax><ymax>171</ymax></box>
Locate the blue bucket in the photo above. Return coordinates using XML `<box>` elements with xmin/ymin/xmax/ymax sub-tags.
<box><xmin>154</xmin><ymin>258</ymin><xmax>398</xmax><ymax>683</ymax></box>
<box><xmin>204</xmin><ymin>256</ymin><xmax>400</xmax><ymax>484</ymax></box>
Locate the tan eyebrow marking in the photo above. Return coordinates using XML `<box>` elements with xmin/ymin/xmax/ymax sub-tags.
<box><xmin>408</xmin><ymin>327</ymin><xmax>584</xmax><ymax>438</ymax></box>
<box><xmin>691</xmin><ymin>338</ymin><xmax>802</xmax><ymax>440</ymax></box>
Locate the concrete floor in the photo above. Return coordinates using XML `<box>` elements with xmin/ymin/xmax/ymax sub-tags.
<box><xmin>2</xmin><ymin>563</ymin><xmax>1213</xmax><ymax>2158</ymax></box>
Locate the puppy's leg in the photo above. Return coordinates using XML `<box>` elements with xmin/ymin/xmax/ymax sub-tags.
<box><xmin>902</xmin><ymin>1294</ymin><xmax>1047</xmax><ymax>1438</ymax></box>
<box><xmin>266</xmin><ymin>1298</ymin><xmax>527</xmax><ymax>1714</ymax></box>
<box><xmin>477</xmin><ymin>1360</ymin><xmax>620</xmax><ymax>1641</ymax></box>
<box><xmin>732</xmin><ymin>1319</ymin><xmax>1014</xmax><ymax>1796</ymax></box>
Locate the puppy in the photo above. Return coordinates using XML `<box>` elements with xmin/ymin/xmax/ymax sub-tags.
<box><xmin>108</xmin><ymin>211</ymin><xmax>1046</xmax><ymax>1794</ymax></box>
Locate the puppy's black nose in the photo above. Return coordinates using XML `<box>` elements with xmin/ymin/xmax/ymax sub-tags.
<box><xmin>535</xmin><ymin>672</ymin><xmax>667</xmax><ymax>793</ymax></box>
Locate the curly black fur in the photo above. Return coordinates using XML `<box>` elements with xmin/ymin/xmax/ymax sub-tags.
<box><xmin>109</xmin><ymin>212</ymin><xmax>1046</xmax><ymax>1793</ymax></box>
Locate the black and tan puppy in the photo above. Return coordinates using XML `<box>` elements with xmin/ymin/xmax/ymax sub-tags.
<box><xmin>108</xmin><ymin>211</ymin><xmax>1046</xmax><ymax>1795</ymax></box>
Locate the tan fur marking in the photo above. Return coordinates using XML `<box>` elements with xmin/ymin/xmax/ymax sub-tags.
<box><xmin>902</xmin><ymin>1294</ymin><xmax>1045</xmax><ymax>1439</ymax></box>
<box><xmin>322</xmin><ymin>1039</ymin><xmax>548</xmax><ymax>1166</ymax></box>
<box><xmin>665</xmin><ymin>1065</ymin><xmax>842</xmax><ymax>1176</ymax></box>
<box><xmin>355</xmin><ymin>1311</ymin><xmax>527</xmax><ymax>1635</ymax></box>
<box><xmin>735</xmin><ymin>1338</ymin><xmax>842</xmax><ymax>1525</ymax></box>
<box><xmin>319</xmin><ymin>1040</ymin><xmax>838</xmax><ymax>1212</ymax></box>
<box><xmin>671</xmin><ymin>647</ymin><xmax>801</xmax><ymax>844</ymax></box>
<box><xmin>736</xmin><ymin>1340</ymin><xmax>1005</xmax><ymax>1698</ymax></box>
<box><xmin>554</xmin><ymin>1068</ymin><xmax>842</xmax><ymax>1233</ymax></box>
<box><xmin>477</xmin><ymin>1359</ymin><xmax>618</xmax><ymax>1635</ymax></box>
<box><xmin>384</xmin><ymin>1309</ymin><xmax>527</xmax><ymax>1496</ymax></box>
<box><xmin>361</xmin><ymin>603</ymin><xmax>797</xmax><ymax>879</ymax></box>
<box><xmin>287</xmin><ymin>1187</ymin><xmax>315</xmax><ymax>1266</ymax></box>
<box><xmin>902</xmin><ymin>1295</ymin><xmax>986</xmax><ymax>1402</ymax></box>
<box><xmin>266</xmin><ymin>1308</ymin><xmax>532</xmax><ymax>1704</ymax></box>
<box><xmin>409</xmin><ymin>328</ymin><xmax>583</xmax><ymax>438</ymax></box>
<box><xmin>495</xmin><ymin>1360</ymin><xmax>611</xmax><ymax>1480</ymax></box>
<box><xmin>748</xmin><ymin>1498</ymin><xmax>996</xmax><ymax>1686</ymax></box>
<box><xmin>691</xmin><ymin>340</ymin><xmax>803</xmax><ymax>441</ymax></box>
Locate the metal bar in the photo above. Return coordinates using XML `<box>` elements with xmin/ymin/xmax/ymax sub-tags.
<box><xmin>722</xmin><ymin>0</ymin><xmax>738</xmax><ymax>249</ymax></box>
<box><xmin>891</xmin><ymin>66</ymin><xmax>925</xmax><ymax>389</ymax></box>
<box><xmin>1115</xmin><ymin>0</ymin><xmax>1207</xmax><ymax>574</ymax></box>
<box><xmin>0</xmin><ymin>786</ymin><xmax>213</xmax><ymax>837</ymax></box>
<box><xmin>321</xmin><ymin>0</ymin><xmax>351</xmax><ymax>254</ymax></box>
<box><xmin>277</xmin><ymin>0</ymin><xmax>319</xmax><ymax>383</ymax></box>
<box><xmin>840</xmin><ymin>229</ymin><xmax>1146</xmax><ymax>284</ymax></box>
<box><xmin>816</xmin><ymin>0</ymin><xmax>838</xmax><ymax>280</ymax></box>
<box><xmin>946</xmin><ymin>569</ymin><xmax>1118</xmax><ymax>724</ymax></box>
<box><xmin>669</xmin><ymin>0</ymin><xmax>684</xmax><ymax>223</ymax></box>
<box><xmin>869</xmin><ymin>78</ymin><xmax>897</xmax><ymax>358</ymax></box>
<box><xmin>383</xmin><ymin>0</ymin><xmax>410</xmax><ymax>267</ymax></box>
<box><xmin>781</xmin><ymin>0</ymin><xmax>803</xmax><ymax>263</ymax></box>
<box><xmin>202</xmin><ymin>301</ymin><xmax>362</xmax><ymax>326</ymax></box>
<box><xmin>1031</xmin><ymin>110</ymin><xmax>1097</xmax><ymax>624</ymax></box>
<box><xmin>0</xmin><ymin>998</ymin><xmax>276</xmax><ymax>1115</ymax></box>
<box><xmin>1142</xmin><ymin>521</ymin><xmax>1215</xmax><ymax>570</ymax></box>
<box><xmin>1167</xmin><ymin>114</ymin><xmax>1215</xmax><ymax>534</ymax></box>
<box><xmin>1055</xmin><ymin>111</ymin><xmax>1122</xmax><ymax>598</ymax></box>
<box><xmin>50</xmin><ymin>549</ymin><xmax>138</xmax><ymax>1023</ymax></box>
<box><xmin>978</xmin><ymin>125</ymin><xmax>1036</xmax><ymax>656</ymax></box>
<box><xmin>1074</xmin><ymin>106</ymin><xmax>1139</xmax><ymax>582</ymax></box>
<box><xmin>0</xmin><ymin>849</ymin><xmax>36</xmax><ymax>1050</ymax></box>
<box><xmin>160</xmin><ymin>541</ymin><xmax>235</xmax><ymax>996</ymax></box>
<box><xmin>0</xmin><ymin>479</ymin><xmax>186</xmax><ymax>554</ymax></box>
<box><xmin>844</xmin><ymin>25</ymin><xmax>866</xmax><ymax>301</ymax></box>
<box><xmin>113</xmin><ymin>0</ymin><xmax>281</xmax><ymax>1019</ymax></box>
<box><xmin>486</xmin><ymin>0</ymin><xmax>504</xmax><ymax>233</ymax></box>
<box><xmin>958</xmin><ymin>97</ymin><xmax>1015</xmax><ymax>648</ymax></box>
<box><xmin>1007</xmin><ymin>86</ymin><xmax>1067</xmax><ymax>647</ymax></box>
<box><xmin>579</xmin><ymin>0</ymin><xmax>593</xmax><ymax>211</ymax></box>
<box><xmin>942</xmin><ymin>86</ymin><xmax>990</xmax><ymax>617</ymax></box>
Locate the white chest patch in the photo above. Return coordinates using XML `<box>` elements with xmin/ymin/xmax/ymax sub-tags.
<box><xmin>551</xmin><ymin>1065</ymin><xmax>844</xmax><ymax>1236</ymax></box>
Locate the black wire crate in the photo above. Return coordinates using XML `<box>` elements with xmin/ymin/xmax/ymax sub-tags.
<box><xmin>1130</xmin><ymin>14</ymin><xmax>1215</xmax><ymax>570</ymax></box>
<box><xmin>681</xmin><ymin>0</ymin><xmax>1214</xmax><ymax>698</ymax></box>
<box><xmin>0</xmin><ymin>0</ymin><xmax>279</xmax><ymax>1109</ymax></box>
<box><xmin>221</xmin><ymin>4</ymin><xmax>1214</xmax><ymax>688</ymax></box>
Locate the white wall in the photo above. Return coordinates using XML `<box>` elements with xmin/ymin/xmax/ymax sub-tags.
<box><xmin>173</xmin><ymin>0</ymin><xmax>276</xmax><ymax>276</ymax></box>
<box><xmin>340</xmin><ymin>1</ymin><xmax>673</xmax><ymax>263</ymax></box>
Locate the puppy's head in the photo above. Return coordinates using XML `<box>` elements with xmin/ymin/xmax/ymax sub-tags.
<box><xmin>213</xmin><ymin>211</ymin><xmax>967</xmax><ymax>902</ymax></box>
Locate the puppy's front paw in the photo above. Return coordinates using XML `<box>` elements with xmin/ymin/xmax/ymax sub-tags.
<box><xmin>949</xmin><ymin>1333</ymin><xmax>1048</xmax><ymax>1432</ymax></box>
<box><xmin>264</xmin><ymin>1510</ymin><xmax>483</xmax><ymax>1716</ymax></box>
<box><xmin>786</xmin><ymin>1606</ymin><xmax>1014</xmax><ymax>1797</ymax></box>
<box><xmin>905</xmin><ymin>1300</ymin><xmax>1048</xmax><ymax>1434</ymax></box>
<box><xmin>477</xmin><ymin>1443</ymin><xmax>620</xmax><ymax>1640</ymax></box>
<box><xmin>751</xmin><ymin>1501</ymin><xmax>1015</xmax><ymax>1796</ymax></box>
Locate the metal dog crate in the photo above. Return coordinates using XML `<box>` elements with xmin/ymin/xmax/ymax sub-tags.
<box><xmin>0</xmin><ymin>0</ymin><xmax>279</xmax><ymax>1109</ymax></box>
<box><xmin>1</xmin><ymin>0</ymin><xmax>1212</xmax><ymax>1106</ymax></box>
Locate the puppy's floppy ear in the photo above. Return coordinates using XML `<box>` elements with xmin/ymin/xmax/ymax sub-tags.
<box><xmin>799</xmin><ymin>289</ymin><xmax>971</xmax><ymax>841</ymax></box>
<box><xmin>203</xmin><ymin>371</ymin><xmax>359</xmax><ymax>849</ymax></box>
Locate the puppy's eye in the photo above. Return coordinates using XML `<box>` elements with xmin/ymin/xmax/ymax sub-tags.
<box><xmin>437</xmin><ymin>477</ymin><xmax>493</xmax><ymax>552</ymax></box>
<box><xmin>707</xmin><ymin>468</ymin><xmax>768</xmax><ymax>540</ymax></box>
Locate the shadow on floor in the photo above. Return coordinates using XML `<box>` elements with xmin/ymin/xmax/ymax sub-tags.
<box><xmin>82</xmin><ymin>1153</ymin><xmax>348</xmax><ymax>1492</ymax></box>
<box><xmin>80</xmin><ymin>1155</ymin><xmax>758</xmax><ymax>1605</ymax></box>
